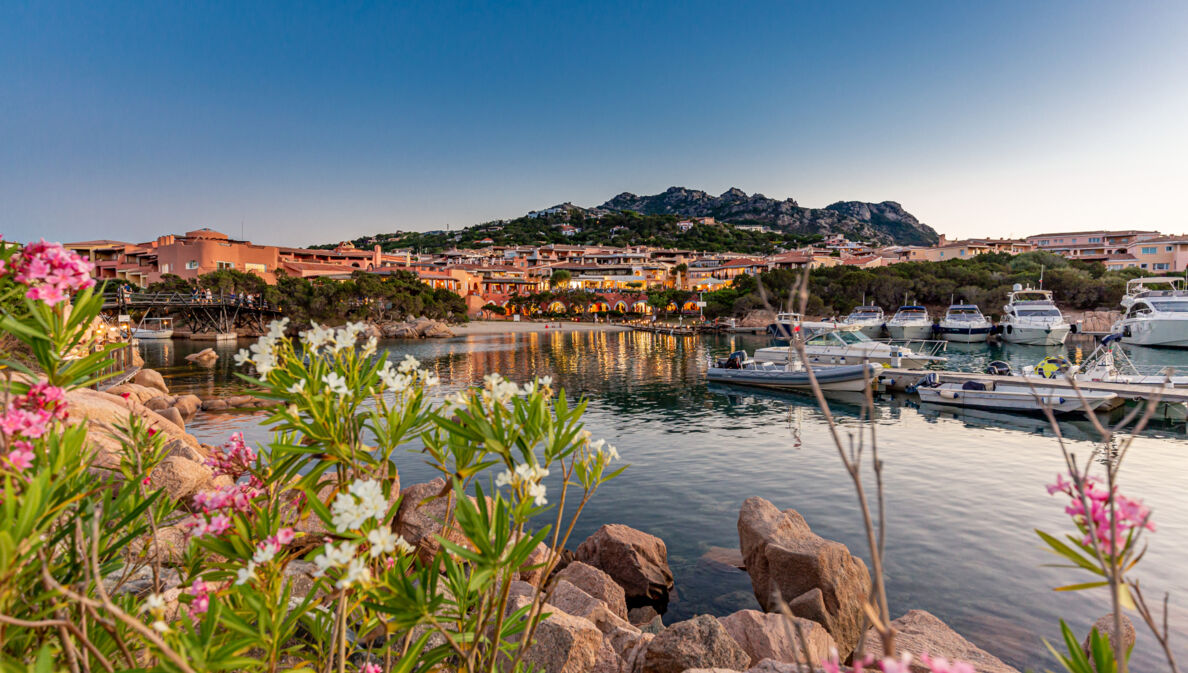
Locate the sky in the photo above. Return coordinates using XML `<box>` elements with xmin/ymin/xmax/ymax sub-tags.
<box><xmin>2</xmin><ymin>1</ymin><xmax>1187</xmax><ymax>246</ymax></box>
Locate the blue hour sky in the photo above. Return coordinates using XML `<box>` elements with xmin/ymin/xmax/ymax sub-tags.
<box><xmin>2</xmin><ymin>1</ymin><xmax>1187</xmax><ymax>246</ymax></box>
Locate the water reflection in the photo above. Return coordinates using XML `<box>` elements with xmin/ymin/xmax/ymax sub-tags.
<box><xmin>150</xmin><ymin>330</ymin><xmax>1186</xmax><ymax>671</ymax></box>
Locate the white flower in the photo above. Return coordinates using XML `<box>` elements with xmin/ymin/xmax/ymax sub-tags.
<box><xmin>234</xmin><ymin>561</ymin><xmax>257</xmax><ymax>586</ymax></box>
<box><xmin>422</xmin><ymin>372</ymin><xmax>440</xmax><ymax>387</ymax></box>
<box><xmin>367</xmin><ymin>527</ymin><xmax>398</xmax><ymax>557</ymax></box>
<box><xmin>527</xmin><ymin>481</ymin><xmax>547</xmax><ymax>506</ymax></box>
<box><xmin>495</xmin><ymin>469</ymin><xmax>513</xmax><ymax>487</ymax></box>
<box><xmin>287</xmin><ymin>379</ymin><xmax>306</xmax><ymax>394</ymax></box>
<box><xmin>398</xmin><ymin>354</ymin><xmax>420</xmax><ymax>374</ymax></box>
<box><xmin>379</xmin><ymin>362</ymin><xmax>411</xmax><ymax>392</ymax></box>
<box><xmin>336</xmin><ymin>556</ymin><xmax>371</xmax><ymax>589</ymax></box>
<box><xmin>312</xmin><ymin>541</ymin><xmax>357</xmax><ymax>576</ymax></box>
<box><xmin>537</xmin><ymin>376</ymin><xmax>553</xmax><ymax>389</ymax></box>
<box><xmin>394</xmin><ymin>535</ymin><xmax>414</xmax><ymax>555</ymax></box>
<box><xmin>151</xmin><ymin>620</ymin><xmax>170</xmax><ymax>633</ymax></box>
<box><xmin>330</xmin><ymin>480</ymin><xmax>387</xmax><ymax>532</ymax></box>
<box><xmin>323</xmin><ymin>372</ymin><xmax>350</xmax><ymax>396</ymax></box>
<box><xmin>266</xmin><ymin>318</ymin><xmax>289</xmax><ymax>340</ymax></box>
<box><xmin>302</xmin><ymin>323</ymin><xmax>334</xmax><ymax>352</ymax></box>
<box><xmin>233</xmin><ymin>349</ymin><xmax>253</xmax><ymax>367</ymax></box>
<box><xmin>361</xmin><ymin>336</ymin><xmax>378</xmax><ymax>357</ymax></box>
<box><xmin>252</xmin><ymin>540</ymin><xmax>280</xmax><ymax>565</ymax></box>
<box><xmin>332</xmin><ymin>325</ymin><xmax>360</xmax><ymax>352</ymax></box>
<box><xmin>142</xmin><ymin>593</ymin><xmax>166</xmax><ymax>613</ymax></box>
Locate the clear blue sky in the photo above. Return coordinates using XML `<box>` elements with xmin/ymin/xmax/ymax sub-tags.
<box><xmin>3</xmin><ymin>1</ymin><xmax>1186</xmax><ymax>246</ymax></box>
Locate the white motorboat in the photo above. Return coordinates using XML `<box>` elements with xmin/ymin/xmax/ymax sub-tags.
<box><xmin>841</xmin><ymin>305</ymin><xmax>886</xmax><ymax>339</ymax></box>
<box><xmin>1111</xmin><ymin>277</ymin><xmax>1188</xmax><ymax>348</ymax></box>
<box><xmin>885</xmin><ymin>305</ymin><xmax>934</xmax><ymax>340</ymax></box>
<box><xmin>753</xmin><ymin>325</ymin><xmax>948</xmax><ymax>369</ymax></box>
<box><xmin>765</xmin><ymin>312</ymin><xmax>803</xmax><ymax>338</ymax></box>
<box><xmin>935</xmin><ymin>304</ymin><xmax>993</xmax><ymax>343</ymax></box>
<box><xmin>999</xmin><ymin>286</ymin><xmax>1071</xmax><ymax>346</ymax></box>
<box><xmin>707</xmin><ymin>350</ymin><xmax>880</xmax><ymax>393</ymax></box>
<box><xmin>721</xmin><ymin>318</ymin><xmax>763</xmax><ymax>334</ymax></box>
<box><xmin>913</xmin><ymin>375</ymin><xmax>1117</xmax><ymax>415</ymax></box>
<box><xmin>131</xmin><ymin>317</ymin><xmax>174</xmax><ymax>340</ymax></box>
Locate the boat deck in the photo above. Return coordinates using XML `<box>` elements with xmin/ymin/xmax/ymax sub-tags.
<box><xmin>879</xmin><ymin>368</ymin><xmax>1188</xmax><ymax>403</ymax></box>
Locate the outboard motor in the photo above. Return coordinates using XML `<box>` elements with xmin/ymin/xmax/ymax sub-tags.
<box><xmin>725</xmin><ymin>350</ymin><xmax>747</xmax><ymax>369</ymax></box>
<box><xmin>985</xmin><ymin>360</ymin><xmax>1013</xmax><ymax>376</ymax></box>
<box><xmin>905</xmin><ymin>372</ymin><xmax>939</xmax><ymax>393</ymax></box>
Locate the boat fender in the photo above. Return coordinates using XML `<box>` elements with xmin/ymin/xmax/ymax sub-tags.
<box><xmin>940</xmin><ymin>390</ymin><xmax>960</xmax><ymax>400</ymax></box>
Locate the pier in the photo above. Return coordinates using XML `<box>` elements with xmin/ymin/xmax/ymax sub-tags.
<box><xmin>103</xmin><ymin>291</ymin><xmax>282</xmax><ymax>335</ymax></box>
<box><xmin>879</xmin><ymin>367</ymin><xmax>1188</xmax><ymax>404</ymax></box>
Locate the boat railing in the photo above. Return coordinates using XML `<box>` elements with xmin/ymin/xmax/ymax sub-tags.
<box><xmin>878</xmin><ymin>338</ymin><xmax>949</xmax><ymax>356</ymax></box>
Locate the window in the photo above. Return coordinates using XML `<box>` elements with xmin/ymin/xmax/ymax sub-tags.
<box><xmin>959</xmin><ymin>250</ymin><xmax>965</xmax><ymax>256</ymax></box>
<box><xmin>160</xmin><ymin>263</ymin><xmax>171</xmax><ymax>273</ymax></box>
<box><xmin>186</xmin><ymin>260</ymin><xmax>198</xmax><ymax>270</ymax></box>
<box><xmin>1141</xmin><ymin>263</ymin><xmax>1149</xmax><ymax>269</ymax></box>
<box><xmin>216</xmin><ymin>261</ymin><xmax>235</xmax><ymax>270</ymax></box>
<box><xmin>1154</xmin><ymin>263</ymin><xmax>1171</xmax><ymax>271</ymax></box>
<box><xmin>1167</xmin><ymin>246</ymin><xmax>1174</xmax><ymax>252</ymax></box>
<box><xmin>244</xmin><ymin>263</ymin><xmax>266</xmax><ymax>273</ymax></box>
<box><xmin>1141</xmin><ymin>247</ymin><xmax>1157</xmax><ymax>255</ymax></box>
<box><xmin>1040</xmin><ymin>240</ymin><xmax>1049</xmax><ymax>245</ymax></box>
<box><xmin>1089</xmin><ymin>237</ymin><xmax>1101</xmax><ymax>243</ymax></box>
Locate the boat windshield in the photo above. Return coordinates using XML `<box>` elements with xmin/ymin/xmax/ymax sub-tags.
<box><xmin>1149</xmin><ymin>301</ymin><xmax>1188</xmax><ymax>313</ymax></box>
<box><xmin>1015</xmin><ymin>308</ymin><xmax>1062</xmax><ymax>317</ymax></box>
<box><xmin>946</xmin><ymin>308</ymin><xmax>982</xmax><ymax>319</ymax></box>
<box><xmin>848</xmin><ymin>310</ymin><xmax>881</xmax><ymax>319</ymax></box>
<box><xmin>893</xmin><ymin>309</ymin><xmax>928</xmax><ymax>319</ymax></box>
<box><xmin>835</xmin><ymin>330</ymin><xmax>870</xmax><ymax>344</ymax></box>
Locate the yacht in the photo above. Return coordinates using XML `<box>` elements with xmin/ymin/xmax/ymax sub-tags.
<box><xmin>131</xmin><ymin>316</ymin><xmax>174</xmax><ymax>340</ymax></box>
<box><xmin>841</xmin><ymin>305</ymin><xmax>886</xmax><ymax>339</ymax></box>
<box><xmin>707</xmin><ymin>350</ymin><xmax>880</xmax><ymax>393</ymax></box>
<box><xmin>935</xmin><ymin>304</ymin><xmax>992</xmax><ymax>343</ymax></box>
<box><xmin>1111</xmin><ymin>277</ymin><xmax>1188</xmax><ymax>348</ymax></box>
<box><xmin>999</xmin><ymin>286</ymin><xmax>1071</xmax><ymax>346</ymax></box>
<box><xmin>765</xmin><ymin>312</ymin><xmax>803</xmax><ymax>338</ymax></box>
<box><xmin>885</xmin><ymin>305</ymin><xmax>934</xmax><ymax>340</ymax></box>
<box><xmin>754</xmin><ymin>325</ymin><xmax>947</xmax><ymax>369</ymax></box>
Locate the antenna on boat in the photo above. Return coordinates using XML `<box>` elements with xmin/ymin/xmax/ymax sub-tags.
<box><xmin>1039</xmin><ymin>264</ymin><xmax>1045</xmax><ymax>289</ymax></box>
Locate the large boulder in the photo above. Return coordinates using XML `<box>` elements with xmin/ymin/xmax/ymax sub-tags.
<box><xmin>864</xmin><ymin>610</ymin><xmax>1020</xmax><ymax>673</ymax></box>
<box><xmin>395</xmin><ymin>478</ymin><xmax>467</xmax><ymax>564</ymax></box>
<box><xmin>150</xmin><ymin>456</ymin><xmax>213</xmax><ymax>502</ymax></box>
<box><xmin>1081</xmin><ymin>613</ymin><xmax>1135</xmax><ymax>660</ymax></box>
<box><xmin>173</xmin><ymin>394</ymin><xmax>203</xmax><ymax>418</ymax></box>
<box><xmin>556</xmin><ymin>561</ymin><xmax>628</xmax><ymax>621</ymax></box>
<box><xmin>128</xmin><ymin>524</ymin><xmax>191</xmax><ymax>565</ymax></box>
<box><xmin>505</xmin><ymin>596</ymin><xmax>604</xmax><ymax>673</ymax></box>
<box><xmin>105</xmin><ymin>382</ymin><xmax>167</xmax><ymax>405</ymax></box>
<box><xmin>134</xmin><ymin>368</ymin><xmax>169</xmax><ymax>394</ymax></box>
<box><xmin>641</xmin><ymin>614</ymin><xmax>750</xmax><ymax>673</ymax></box>
<box><xmin>718</xmin><ymin>609</ymin><xmax>835</xmax><ymax>667</ymax></box>
<box><xmin>65</xmin><ymin>388</ymin><xmax>201</xmax><ymax>472</ymax></box>
<box><xmin>156</xmin><ymin>406</ymin><xmax>186</xmax><ymax>431</ymax></box>
<box><xmin>544</xmin><ymin>580</ymin><xmax>643</xmax><ymax>660</ymax></box>
<box><xmin>184</xmin><ymin>348</ymin><xmax>218</xmax><ymax>367</ymax></box>
<box><xmin>737</xmin><ymin>497</ymin><xmax>871</xmax><ymax>659</ymax></box>
<box><xmin>576</xmin><ymin>524</ymin><xmax>674</xmax><ymax>605</ymax></box>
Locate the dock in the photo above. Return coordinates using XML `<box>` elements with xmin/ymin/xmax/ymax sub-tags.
<box><xmin>878</xmin><ymin>367</ymin><xmax>1188</xmax><ymax>404</ymax></box>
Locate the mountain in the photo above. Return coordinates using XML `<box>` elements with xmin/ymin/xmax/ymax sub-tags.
<box><xmin>599</xmin><ymin>187</ymin><xmax>938</xmax><ymax>246</ymax></box>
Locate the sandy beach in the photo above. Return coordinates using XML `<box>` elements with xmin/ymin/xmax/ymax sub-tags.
<box><xmin>451</xmin><ymin>320</ymin><xmax>632</xmax><ymax>335</ymax></box>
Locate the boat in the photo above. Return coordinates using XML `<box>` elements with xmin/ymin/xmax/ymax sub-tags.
<box><xmin>721</xmin><ymin>318</ymin><xmax>762</xmax><ymax>334</ymax></box>
<box><xmin>707</xmin><ymin>350</ymin><xmax>880</xmax><ymax>393</ymax></box>
<box><xmin>885</xmin><ymin>305</ymin><xmax>934</xmax><ymax>340</ymax></box>
<box><xmin>912</xmin><ymin>374</ymin><xmax>1117</xmax><ymax>415</ymax></box>
<box><xmin>753</xmin><ymin>325</ymin><xmax>948</xmax><ymax>369</ymax></box>
<box><xmin>131</xmin><ymin>317</ymin><xmax>174</xmax><ymax>340</ymax></box>
<box><xmin>765</xmin><ymin>312</ymin><xmax>802</xmax><ymax>338</ymax></box>
<box><xmin>935</xmin><ymin>303</ymin><xmax>993</xmax><ymax>343</ymax></box>
<box><xmin>841</xmin><ymin>305</ymin><xmax>886</xmax><ymax>339</ymax></box>
<box><xmin>1111</xmin><ymin>277</ymin><xmax>1188</xmax><ymax>348</ymax></box>
<box><xmin>998</xmin><ymin>285</ymin><xmax>1071</xmax><ymax>346</ymax></box>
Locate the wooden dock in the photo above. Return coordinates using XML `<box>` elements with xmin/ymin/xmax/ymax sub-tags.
<box><xmin>878</xmin><ymin>367</ymin><xmax>1188</xmax><ymax>403</ymax></box>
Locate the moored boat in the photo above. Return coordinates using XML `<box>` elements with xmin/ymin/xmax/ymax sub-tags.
<box><xmin>1111</xmin><ymin>277</ymin><xmax>1188</xmax><ymax>348</ymax></box>
<box><xmin>885</xmin><ymin>305</ymin><xmax>933</xmax><ymax>340</ymax></box>
<box><xmin>707</xmin><ymin>350</ymin><xmax>880</xmax><ymax>392</ymax></box>
<box><xmin>131</xmin><ymin>317</ymin><xmax>174</xmax><ymax>340</ymax></box>
<box><xmin>765</xmin><ymin>312</ymin><xmax>802</xmax><ymax>338</ymax></box>
<box><xmin>934</xmin><ymin>303</ymin><xmax>992</xmax><ymax>343</ymax></box>
<box><xmin>753</xmin><ymin>325</ymin><xmax>947</xmax><ymax>369</ymax></box>
<box><xmin>841</xmin><ymin>305</ymin><xmax>886</xmax><ymax>339</ymax></box>
<box><xmin>999</xmin><ymin>286</ymin><xmax>1071</xmax><ymax>346</ymax></box>
<box><xmin>913</xmin><ymin>375</ymin><xmax>1117</xmax><ymax>415</ymax></box>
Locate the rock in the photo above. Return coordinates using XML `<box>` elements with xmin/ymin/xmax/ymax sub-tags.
<box><xmin>557</xmin><ymin>561</ymin><xmax>629</xmax><ymax>621</ymax></box>
<box><xmin>64</xmin><ymin>387</ymin><xmax>201</xmax><ymax>473</ymax></box>
<box><xmin>128</xmin><ymin>525</ymin><xmax>191</xmax><ymax>565</ymax></box>
<box><xmin>225</xmin><ymin>395</ymin><xmax>255</xmax><ymax>408</ymax></box>
<box><xmin>508</xmin><ymin>598</ymin><xmax>604</xmax><ymax>673</ymax></box>
<box><xmin>173</xmin><ymin>394</ymin><xmax>203</xmax><ymax>417</ymax></box>
<box><xmin>150</xmin><ymin>456</ymin><xmax>213</xmax><ymax>502</ymax></box>
<box><xmin>745</xmin><ymin>659</ymin><xmax>804</xmax><ymax>673</ymax></box>
<box><xmin>395</xmin><ymin>478</ymin><xmax>468</xmax><ymax>564</ymax></box>
<box><xmin>591</xmin><ymin>636</ymin><xmax>622</xmax><ymax>673</ymax></box>
<box><xmin>291</xmin><ymin>474</ymin><xmax>401</xmax><ymax>537</ymax></box>
<box><xmin>719</xmin><ymin>609</ymin><xmax>835</xmax><ymax>667</ymax></box>
<box><xmin>576</xmin><ymin>524</ymin><xmax>674</xmax><ymax>605</ymax></box>
<box><xmin>163</xmin><ymin>438</ymin><xmax>206</xmax><ymax>463</ymax></box>
<box><xmin>623</xmin><ymin>632</ymin><xmax>655</xmax><ymax>673</ymax></box>
<box><xmin>516</xmin><ymin>532</ymin><xmax>553</xmax><ymax>584</ymax></box>
<box><xmin>106</xmin><ymin>382</ymin><xmax>167</xmax><ymax>405</ymax></box>
<box><xmin>103</xmin><ymin>565</ymin><xmax>181</xmax><ymax>597</ymax></box>
<box><xmin>630</xmin><ymin>606</ymin><xmax>665</xmax><ymax>634</ymax></box>
<box><xmin>641</xmin><ymin>615</ymin><xmax>750</xmax><ymax>673</ymax></box>
<box><xmin>144</xmin><ymin>395</ymin><xmax>175</xmax><ymax>411</ymax></box>
<box><xmin>185</xmin><ymin>348</ymin><xmax>218</xmax><ymax>367</ymax></box>
<box><xmin>1081</xmin><ymin>613</ymin><xmax>1136</xmax><ymax>662</ymax></box>
<box><xmin>865</xmin><ymin>610</ymin><xmax>1020</xmax><ymax>673</ymax></box>
<box><xmin>201</xmin><ymin>398</ymin><xmax>229</xmax><ymax>411</ymax></box>
<box><xmin>156</xmin><ymin>406</ymin><xmax>186</xmax><ymax>431</ymax></box>
<box><xmin>284</xmin><ymin>560</ymin><xmax>323</xmax><ymax>600</ymax></box>
<box><xmin>422</xmin><ymin>321</ymin><xmax>455</xmax><ymax>338</ymax></box>
<box><xmin>134</xmin><ymin>368</ymin><xmax>170</xmax><ymax>394</ymax></box>
<box><xmin>738</xmin><ymin>497</ymin><xmax>870</xmax><ymax>659</ymax></box>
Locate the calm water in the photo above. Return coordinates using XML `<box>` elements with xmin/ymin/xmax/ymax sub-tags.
<box><xmin>141</xmin><ymin>332</ymin><xmax>1188</xmax><ymax>670</ymax></box>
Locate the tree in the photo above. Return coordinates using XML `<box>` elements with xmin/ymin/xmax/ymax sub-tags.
<box><xmin>672</xmin><ymin>263</ymin><xmax>688</xmax><ymax>290</ymax></box>
<box><xmin>481</xmin><ymin>303</ymin><xmax>506</xmax><ymax>319</ymax></box>
<box><xmin>549</xmin><ymin>269</ymin><xmax>572</xmax><ymax>288</ymax></box>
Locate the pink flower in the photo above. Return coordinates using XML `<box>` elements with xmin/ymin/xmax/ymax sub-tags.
<box><xmin>187</xmin><ymin>579</ymin><xmax>211</xmax><ymax>617</ymax></box>
<box><xmin>274</xmin><ymin>527</ymin><xmax>296</xmax><ymax>545</ymax></box>
<box><xmin>2</xmin><ymin>240</ymin><xmax>95</xmax><ymax>307</ymax></box>
<box><xmin>1048</xmin><ymin>471</ymin><xmax>1155</xmax><ymax>557</ymax></box>
<box><xmin>5</xmin><ymin>447</ymin><xmax>34</xmax><ymax>471</ymax></box>
<box><xmin>360</xmin><ymin>664</ymin><xmax>382</xmax><ymax>673</ymax></box>
<box><xmin>920</xmin><ymin>653</ymin><xmax>976</xmax><ymax>673</ymax></box>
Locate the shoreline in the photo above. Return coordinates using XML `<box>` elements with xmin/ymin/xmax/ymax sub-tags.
<box><xmin>450</xmin><ymin>320</ymin><xmax>632</xmax><ymax>335</ymax></box>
